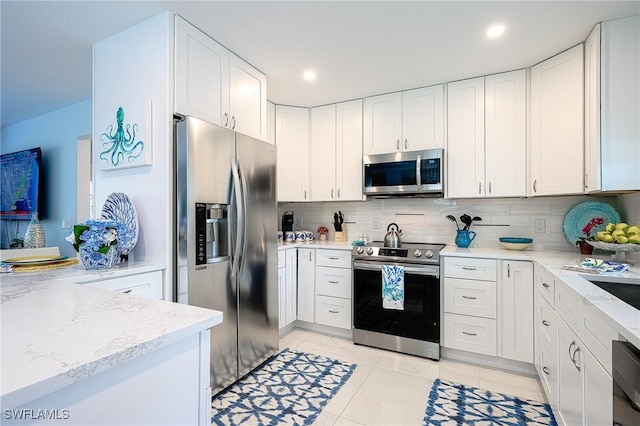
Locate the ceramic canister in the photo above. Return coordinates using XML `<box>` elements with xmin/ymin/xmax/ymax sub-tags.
<box><xmin>295</xmin><ymin>230</ymin><xmax>305</xmax><ymax>242</ymax></box>
<box><xmin>304</xmin><ymin>230</ymin><xmax>314</xmax><ymax>242</ymax></box>
<box><xmin>285</xmin><ymin>231</ymin><xmax>295</xmax><ymax>243</ymax></box>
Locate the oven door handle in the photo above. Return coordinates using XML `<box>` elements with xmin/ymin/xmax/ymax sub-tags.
<box><xmin>353</xmin><ymin>260</ymin><xmax>439</xmax><ymax>277</ymax></box>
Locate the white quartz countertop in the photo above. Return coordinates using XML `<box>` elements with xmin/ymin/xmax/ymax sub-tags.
<box><xmin>0</xmin><ymin>272</ymin><xmax>223</xmax><ymax>409</ymax></box>
<box><xmin>278</xmin><ymin>240</ymin><xmax>354</xmax><ymax>251</ymax></box>
<box><xmin>441</xmin><ymin>246</ymin><xmax>640</xmax><ymax>348</ymax></box>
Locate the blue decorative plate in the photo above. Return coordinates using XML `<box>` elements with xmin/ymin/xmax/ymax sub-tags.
<box><xmin>101</xmin><ymin>192</ymin><xmax>139</xmax><ymax>255</ymax></box>
<box><xmin>562</xmin><ymin>201</ymin><xmax>620</xmax><ymax>245</ymax></box>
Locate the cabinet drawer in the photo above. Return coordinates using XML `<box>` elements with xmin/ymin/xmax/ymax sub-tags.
<box><xmin>278</xmin><ymin>250</ymin><xmax>285</xmax><ymax>268</ymax></box>
<box><xmin>315</xmin><ymin>295</ymin><xmax>352</xmax><ymax>330</ymax></box>
<box><xmin>534</xmin><ymin>263</ymin><xmax>555</xmax><ymax>307</ymax></box>
<box><xmin>444</xmin><ymin>277</ymin><xmax>496</xmax><ymax>319</ymax></box>
<box><xmin>577</xmin><ymin>302</ymin><xmax>618</xmax><ymax>375</ymax></box>
<box><xmin>316</xmin><ymin>266</ymin><xmax>352</xmax><ymax>299</ymax></box>
<box><xmin>315</xmin><ymin>249</ymin><xmax>351</xmax><ymax>268</ymax></box>
<box><xmin>555</xmin><ymin>279</ymin><xmax>579</xmax><ymax>331</ymax></box>
<box><xmin>85</xmin><ymin>271</ymin><xmax>163</xmax><ymax>300</ymax></box>
<box><xmin>444</xmin><ymin>257</ymin><xmax>497</xmax><ymax>281</ymax></box>
<box><xmin>443</xmin><ymin>313</ymin><xmax>497</xmax><ymax>356</ymax></box>
<box><xmin>537</xmin><ymin>332</ymin><xmax>557</xmax><ymax>403</ymax></box>
<box><xmin>537</xmin><ymin>294</ymin><xmax>557</xmax><ymax>348</ymax></box>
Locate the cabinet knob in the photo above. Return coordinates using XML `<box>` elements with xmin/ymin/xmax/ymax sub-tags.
<box><xmin>542</xmin><ymin>366</ymin><xmax>551</xmax><ymax>375</ymax></box>
<box><xmin>542</xmin><ymin>282</ymin><xmax>550</xmax><ymax>288</ymax></box>
<box><xmin>542</xmin><ymin>320</ymin><xmax>550</xmax><ymax>327</ymax></box>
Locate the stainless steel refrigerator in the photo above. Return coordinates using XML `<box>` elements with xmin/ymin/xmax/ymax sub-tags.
<box><xmin>174</xmin><ymin>116</ymin><xmax>278</xmax><ymax>395</ymax></box>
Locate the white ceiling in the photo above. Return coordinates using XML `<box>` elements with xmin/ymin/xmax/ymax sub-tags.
<box><xmin>2</xmin><ymin>1</ymin><xmax>639</xmax><ymax>128</ymax></box>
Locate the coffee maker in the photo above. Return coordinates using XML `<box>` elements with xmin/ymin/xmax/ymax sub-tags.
<box><xmin>282</xmin><ymin>211</ymin><xmax>294</xmax><ymax>233</ymax></box>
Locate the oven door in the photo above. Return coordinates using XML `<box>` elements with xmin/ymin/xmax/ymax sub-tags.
<box><xmin>353</xmin><ymin>260</ymin><xmax>439</xmax><ymax>343</ymax></box>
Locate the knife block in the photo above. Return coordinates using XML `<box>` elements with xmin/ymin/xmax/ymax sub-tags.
<box><xmin>334</xmin><ymin>226</ymin><xmax>346</xmax><ymax>242</ymax></box>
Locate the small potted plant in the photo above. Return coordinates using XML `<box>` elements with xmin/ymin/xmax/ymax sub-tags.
<box><xmin>576</xmin><ymin>217</ymin><xmax>604</xmax><ymax>254</ymax></box>
<box><xmin>66</xmin><ymin>219</ymin><xmax>126</xmax><ymax>269</ymax></box>
<box><xmin>317</xmin><ymin>226</ymin><xmax>329</xmax><ymax>241</ymax></box>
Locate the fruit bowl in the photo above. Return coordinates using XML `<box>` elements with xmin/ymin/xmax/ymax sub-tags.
<box><xmin>499</xmin><ymin>237</ymin><xmax>533</xmax><ymax>251</ymax></box>
<box><xmin>587</xmin><ymin>240</ymin><xmax>640</xmax><ymax>264</ymax></box>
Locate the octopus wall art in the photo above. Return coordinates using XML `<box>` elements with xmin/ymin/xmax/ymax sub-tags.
<box><xmin>100</xmin><ymin>107</ymin><xmax>145</xmax><ymax>168</ymax></box>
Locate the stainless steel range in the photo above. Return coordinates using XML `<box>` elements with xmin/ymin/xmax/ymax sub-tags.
<box><xmin>352</xmin><ymin>241</ymin><xmax>445</xmax><ymax>360</ymax></box>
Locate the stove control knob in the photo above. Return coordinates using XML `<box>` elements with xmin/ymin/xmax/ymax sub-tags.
<box><xmin>425</xmin><ymin>250</ymin><xmax>434</xmax><ymax>258</ymax></box>
<box><xmin>366</xmin><ymin>247</ymin><xmax>374</xmax><ymax>255</ymax></box>
<box><xmin>414</xmin><ymin>249</ymin><xmax>422</xmax><ymax>258</ymax></box>
<box><xmin>356</xmin><ymin>247</ymin><xmax>364</xmax><ymax>254</ymax></box>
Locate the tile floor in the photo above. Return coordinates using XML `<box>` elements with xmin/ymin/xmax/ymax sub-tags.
<box><xmin>279</xmin><ymin>328</ymin><xmax>545</xmax><ymax>426</ymax></box>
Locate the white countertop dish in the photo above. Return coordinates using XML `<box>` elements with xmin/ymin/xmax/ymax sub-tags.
<box><xmin>441</xmin><ymin>246</ymin><xmax>640</xmax><ymax>348</ymax></box>
<box><xmin>0</xmin><ymin>271</ymin><xmax>223</xmax><ymax>409</ymax></box>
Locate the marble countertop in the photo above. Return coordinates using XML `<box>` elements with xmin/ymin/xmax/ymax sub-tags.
<box><xmin>441</xmin><ymin>246</ymin><xmax>640</xmax><ymax>348</ymax></box>
<box><xmin>0</xmin><ymin>272</ymin><xmax>223</xmax><ymax>409</ymax></box>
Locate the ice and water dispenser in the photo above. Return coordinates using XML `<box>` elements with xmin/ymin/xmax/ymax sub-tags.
<box><xmin>195</xmin><ymin>203</ymin><xmax>228</xmax><ymax>265</ymax></box>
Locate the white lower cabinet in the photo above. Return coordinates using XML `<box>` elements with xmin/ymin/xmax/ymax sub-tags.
<box><xmin>297</xmin><ymin>248</ymin><xmax>315</xmax><ymax>323</ymax></box>
<box><xmin>82</xmin><ymin>270</ymin><xmax>163</xmax><ymax>300</ymax></box>
<box><xmin>314</xmin><ymin>249</ymin><xmax>352</xmax><ymax>330</ymax></box>
<box><xmin>278</xmin><ymin>251</ymin><xmax>286</xmax><ymax>330</ymax></box>
<box><xmin>534</xmin><ymin>264</ymin><xmax>613</xmax><ymax>426</ymax></box>
<box><xmin>279</xmin><ymin>248</ymin><xmax>297</xmax><ymax>330</ymax></box>
<box><xmin>501</xmin><ymin>260</ymin><xmax>533</xmax><ymax>363</ymax></box>
<box><xmin>443</xmin><ymin>313</ymin><xmax>497</xmax><ymax>356</ymax></box>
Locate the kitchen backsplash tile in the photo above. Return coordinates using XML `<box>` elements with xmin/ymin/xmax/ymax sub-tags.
<box><xmin>279</xmin><ymin>194</ymin><xmax>638</xmax><ymax>253</ymax></box>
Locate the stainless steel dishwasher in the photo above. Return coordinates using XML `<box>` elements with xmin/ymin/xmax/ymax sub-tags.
<box><xmin>612</xmin><ymin>340</ymin><xmax>640</xmax><ymax>425</ymax></box>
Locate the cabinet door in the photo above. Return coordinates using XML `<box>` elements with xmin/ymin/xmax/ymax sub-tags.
<box><xmin>530</xmin><ymin>44</ymin><xmax>584</xmax><ymax>196</ymax></box>
<box><xmin>175</xmin><ymin>16</ymin><xmax>229</xmax><ymax>126</ymax></box>
<box><xmin>363</xmin><ymin>92</ymin><xmax>403</xmax><ymax>155</ymax></box>
<box><xmin>310</xmin><ymin>105</ymin><xmax>337</xmax><ymax>201</ymax></box>
<box><xmin>284</xmin><ymin>249</ymin><xmax>298</xmax><ymax>326</ymax></box>
<box><xmin>336</xmin><ymin>100</ymin><xmax>364</xmax><ymax>201</ymax></box>
<box><xmin>297</xmin><ymin>248</ymin><xmax>315</xmax><ymax>323</ymax></box>
<box><xmin>485</xmin><ymin>70</ymin><xmax>526</xmax><ymax>197</ymax></box>
<box><xmin>266</xmin><ymin>101</ymin><xmax>276</xmax><ymax>145</ymax></box>
<box><xmin>501</xmin><ymin>260</ymin><xmax>533</xmax><ymax>363</ymax></box>
<box><xmin>584</xmin><ymin>24</ymin><xmax>601</xmax><ymax>192</ymax></box>
<box><xmin>583</xmin><ymin>347</ymin><xmax>612</xmax><ymax>426</ymax></box>
<box><xmin>278</xmin><ymin>266</ymin><xmax>286</xmax><ymax>330</ymax></box>
<box><xmin>557</xmin><ymin>318</ymin><xmax>584</xmax><ymax>426</ymax></box>
<box><xmin>229</xmin><ymin>53</ymin><xmax>267</xmax><ymax>141</ymax></box>
<box><xmin>402</xmin><ymin>85</ymin><xmax>444</xmax><ymax>150</ymax></box>
<box><xmin>600</xmin><ymin>15</ymin><xmax>640</xmax><ymax>191</ymax></box>
<box><xmin>446</xmin><ymin>77</ymin><xmax>485</xmax><ymax>198</ymax></box>
<box><xmin>276</xmin><ymin>105</ymin><xmax>310</xmax><ymax>201</ymax></box>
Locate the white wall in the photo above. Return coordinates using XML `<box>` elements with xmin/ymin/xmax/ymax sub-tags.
<box><xmin>0</xmin><ymin>100</ymin><xmax>92</xmax><ymax>256</ymax></box>
<box><xmin>93</xmin><ymin>12</ymin><xmax>173</xmax><ymax>298</ymax></box>
<box><xmin>279</xmin><ymin>194</ymin><xmax>628</xmax><ymax>252</ymax></box>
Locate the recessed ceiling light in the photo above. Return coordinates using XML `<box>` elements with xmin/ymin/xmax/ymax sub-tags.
<box><xmin>303</xmin><ymin>70</ymin><xmax>317</xmax><ymax>81</ymax></box>
<box><xmin>485</xmin><ymin>25</ymin><xmax>506</xmax><ymax>39</ymax></box>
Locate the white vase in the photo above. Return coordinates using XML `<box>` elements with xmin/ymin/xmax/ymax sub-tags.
<box><xmin>23</xmin><ymin>212</ymin><xmax>46</xmax><ymax>248</ymax></box>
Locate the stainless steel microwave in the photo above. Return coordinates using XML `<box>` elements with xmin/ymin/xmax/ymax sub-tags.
<box><xmin>363</xmin><ymin>148</ymin><xmax>444</xmax><ymax>197</ymax></box>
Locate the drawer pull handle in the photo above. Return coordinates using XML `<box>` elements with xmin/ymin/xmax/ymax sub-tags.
<box><xmin>461</xmin><ymin>267</ymin><xmax>477</xmax><ymax>271</ymax></box>
<box><xmin>542</xmin><ymin>282</ymin><xmax>550</xmax><ymax>288</ymax></box>
<box><xmin>462</xmin><ymin>331</ymin><xmax>477</xmax><ymax>336</ymax></box>
<box><xmin>123</xmin><ymin>289</ymin><xmax>132</xmax><ymax>294</ymax></box>
<box><xmin>328</xmin><ymin>257</ymin><xmax>340</xmax><ymax>260</ymax></box>
<box><xmin>542</xmin><ymin>366</ymin><xmax>550</xmax><ymax>375</ymax></box>
<box><xmin>462</xmin><ymin>295</ymin><xmax>477</xmax><ymax>300</ymax></box>
<box><xmin>328</xmin><ymin>310</ymin><xmax>339</xmax><ymax>314</ymax></box>
<box><xmin>329</xmin><ymin>280</ymin><xmax>339</xmax><ymax>284</ymax></box>
<box><xmin>542</xmin><ymin>320</ymin><xmax>550</xmax><ymax>327</ymax></box>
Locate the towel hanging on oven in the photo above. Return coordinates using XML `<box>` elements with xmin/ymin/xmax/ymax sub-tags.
<box><xmin>381</xmin><ymin>264</ymin><xmax>404</xmax><ymax>310</ymax></box>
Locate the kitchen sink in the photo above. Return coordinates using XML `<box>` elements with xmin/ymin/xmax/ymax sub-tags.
<box><xmin>588</xmin><ymin>280</ymin><xmax>640</xmax><ymax>310</ymax></box>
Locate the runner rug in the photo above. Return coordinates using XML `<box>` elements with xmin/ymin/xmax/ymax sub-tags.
<box><xmin>212</xmin><ymin>348</ymin><xmax>356</xmax><ymax>425</ymax></box>
<box><xmin>423</xmin><ymin>378</ymin><xmax>558</xmax><ymax>425</ymax></box>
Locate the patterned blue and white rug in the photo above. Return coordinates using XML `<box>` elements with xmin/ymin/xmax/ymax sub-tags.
<box><xmin>423</xmin><ymin>378</ymin><xmax>557</xmax><ymax>425</ymax></box>
<box><xmin>211</xmin><ymin>348</ymin><xmax>356</xmax><ymax>425</ymax></box>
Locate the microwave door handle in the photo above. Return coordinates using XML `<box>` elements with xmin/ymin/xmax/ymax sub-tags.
<box><xmin>416</xmin><ymin>154</ymin><xmax>422</xmax><ymax>190</ymax></box>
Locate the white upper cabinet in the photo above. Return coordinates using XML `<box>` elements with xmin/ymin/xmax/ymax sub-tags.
<box><xmin>364</xmin><ymin>85</ymin><xmax>444</xmax><ymax>155</ymax></box>
<box><xmin>310</xmin><ymin>104</ymin><xmax>338</xmax><ymax>201</ymax></box>
<box><xmin>266</xmin><ymin>101</ymin><xmax>275</xmax><ymax>145</ymax></box>
<box><xmin>229</xmin><ymin>53</ymin><xmax>267</xmax><ymax>140</ymax></box>
<box><xmin>447</xmin><ymin>77</ymin><xmax>485</xmax><ymax>198</ymax></box>
<box><xmin>585</xmin><ymin>16</ymin><xmax>640</xmax><ymax>192</ymax></box>
<box><xmin>174</xmin><ymin>16</ymin><xmax>267</xmax><ymax>141</ymax></box>
<box><xmin>276</xmin><ymin>105</ymin><xmax>310</xmax><ymax>202</ymax></box>
<box><xmin>175</xmin><ymin>16</ymin><xmax>229</xmax><ymax>127</ymax></box>
<box><xmin>310</xmin><ymin>100</ymin><xmax>364</xmax><ymax>201</ymax></box>
<box><xmin>447</xmin><ymin>71</ymin><xmax>526</xmax><ymax>199</ymax></box>
<box><xmin>530</xmin><ymin>44</ymin><xmax>584</xmax><ymax>196</ymax></box>
<box><xmin>363</xmin><ymin>92</ymin><xmax>402</xmax><ymax>155</ymax></box>
<box><xmin>485</xmin><ymin>70</ymin><xmax>527</xmax><ymax>197</ymax></box>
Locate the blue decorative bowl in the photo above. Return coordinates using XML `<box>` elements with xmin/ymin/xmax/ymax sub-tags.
<box><xmin>499</xmin><ymin>237</ymin><xmax>533</xmax><ymax>250</ymax></box>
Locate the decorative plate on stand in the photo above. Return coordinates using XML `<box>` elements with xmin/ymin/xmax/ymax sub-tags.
<box><xmin>101</xmin><ymin>192</ymin><xmax>139</xmax><ymax>255</ymax></box>
<box><xmin>562</xmin><ymin>201</ymin><xmax>620</xmax><ymax>245</ymax></box>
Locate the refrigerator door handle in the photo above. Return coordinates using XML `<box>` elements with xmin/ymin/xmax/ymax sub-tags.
<box><xmin>238</xmin><ymin>162</ymin><xmax>249</xmax><ymax>277</ymax></box>
<box><xmin>230</xmin><ymin>160</ymin><xmax>244</xmax><ymax>278</ymax></box>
